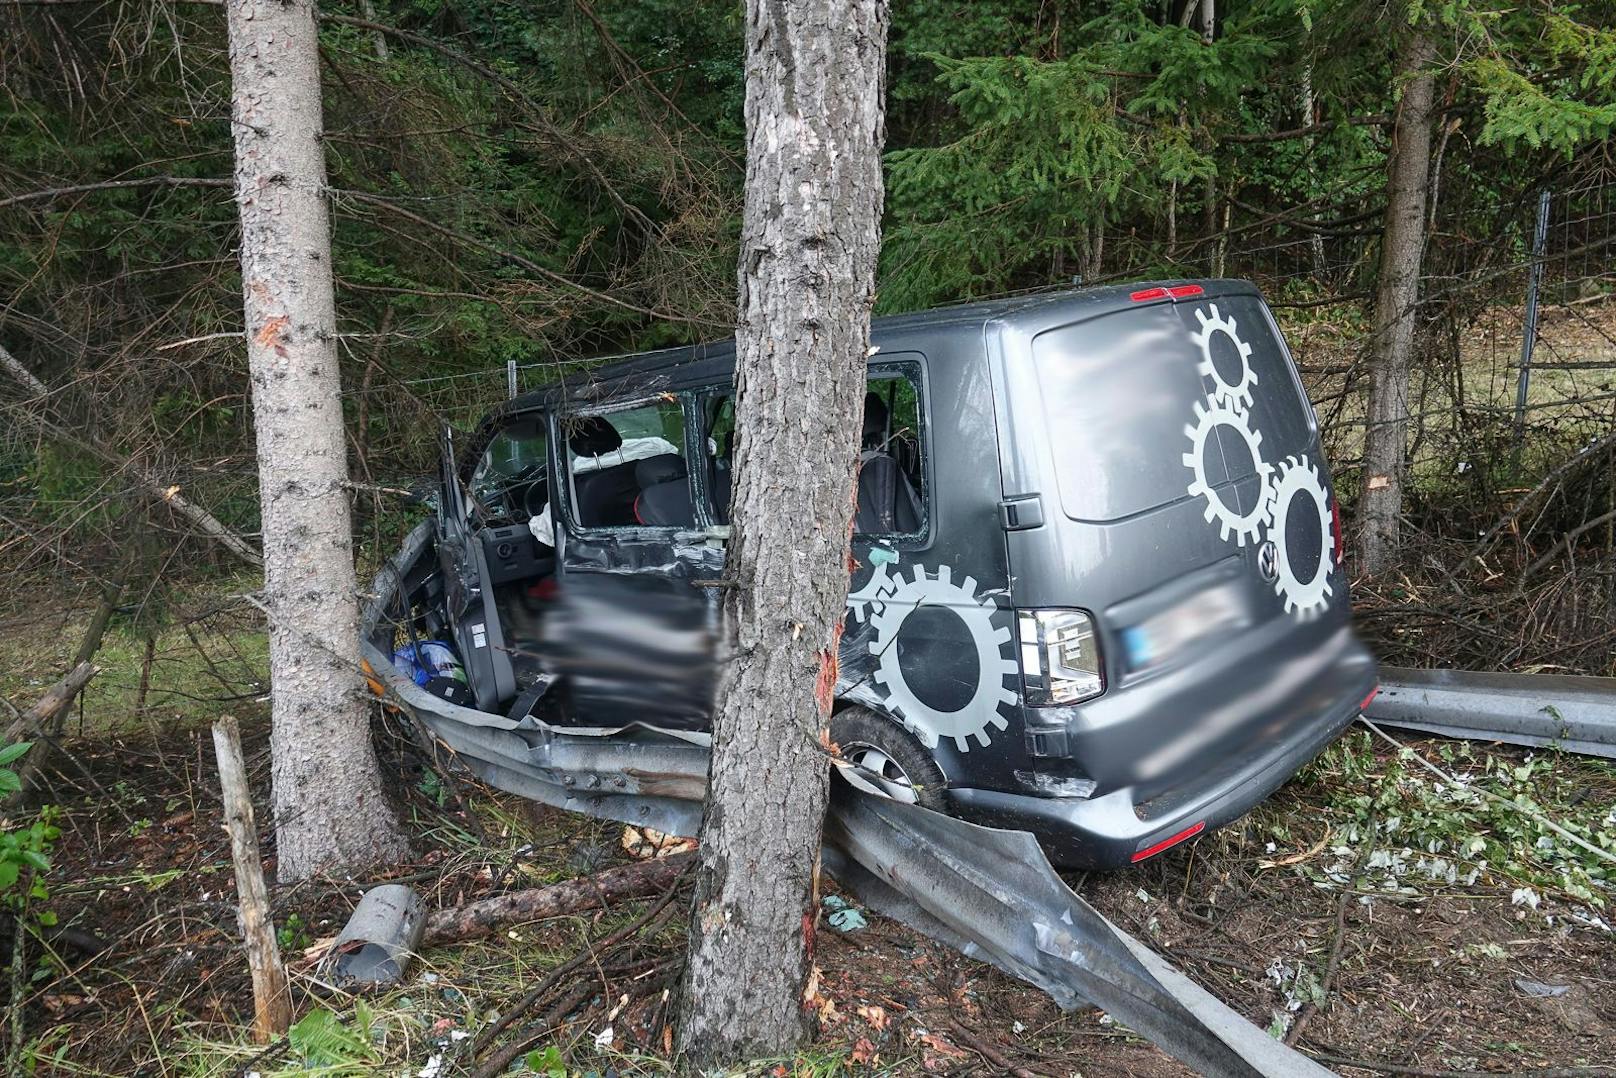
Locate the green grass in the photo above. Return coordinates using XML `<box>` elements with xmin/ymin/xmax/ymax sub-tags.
<box><xmin>0</xmin><ymin>574</ymin><xmax>268</xmax><ymax>733</ymax></box>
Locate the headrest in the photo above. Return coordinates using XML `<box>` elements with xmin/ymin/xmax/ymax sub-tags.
<box><xmin>862</xmin><ymin>392</ymin><xmax>889</xmax><ymax>447</ymax></box>
<box><xmin>635</xmin><ymin>453</ymin><xmax>687</xmax><ymax>488</ymax></box>
<box><xmin>566</xmin><ymin>416</ymin><xmax>622</xmax><ymax>457</ymax></box>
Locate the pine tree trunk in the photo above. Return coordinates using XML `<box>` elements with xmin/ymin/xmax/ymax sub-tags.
<box><xmin>676</xmin><ymin>0</ymin><xmax>888</xmax><ymax>1064</ymax></box>
<box><xmin>1356</xmin><ymin>29</ymin><xmax>1436</xmax><ymax>576</ymax></box>
<box><xmin>223</xmin><ymin>0</ymin><xmax>408</xmax><ymax>882</ymax></box>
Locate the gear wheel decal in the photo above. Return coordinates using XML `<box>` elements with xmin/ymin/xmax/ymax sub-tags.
<box><xmin>1264</xmin><ymin>455</ymin><xmax>1335</xmax><ymax>618</ymax></box>
<box><xmin>845</xmin><ymin>560</ymin><xmax>897</xmax><ymax>623</ymax></box>
<box><xmin>1182</xmin><ymin>399</ymin><xmax>1274</xmax><ymax>547</ymax></box>
<box><xmin>865</xmin><ymin>564</ymin><xmax>1017</xmax><ymax>753</ymax></box>
<box><xmin>1192</xmin><ymin>303</ymin><xmax>1258</xmax><ymax>410</ymax></box>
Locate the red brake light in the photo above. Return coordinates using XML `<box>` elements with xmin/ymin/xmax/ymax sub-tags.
<box><xmin>1131</xmin><ymin>821</ymin><xmax>1206</xmax><ymax>863</ymax></box>
<box><xmin>1330</xmin><ymin>499</ymin><xmax>1344</xmax><ymax>566</ymax></box>
<box><xmin>1129</xmin><ymin>284</ymin><xmax>1205</xmax><ymax>303</ymax></box>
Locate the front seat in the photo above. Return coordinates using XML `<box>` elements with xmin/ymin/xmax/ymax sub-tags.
<box><xmin>566</xmin><ymin>417</ymin><xmax>639</xmax><ymax>526</ymax></box>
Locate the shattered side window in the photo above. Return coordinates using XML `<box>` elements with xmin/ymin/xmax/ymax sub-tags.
<box><xmin>856</xmin><ymin>369</ymin><xmax>927</xmax><ymax>539</ymax></box>
<box><xmin>562</xmin><ymin>397</ymin><xmax>693</xmax><ymax>529</ymax></box>
<box><xmin>470</xmin><ymin>413</ymin><xmax>547</xmax><ymax>522</ymax></box>
<box><xmin>694</xmin><ymin>370</ymin><xmax>928</xmax><ymax>537</ymax></box>
<box><xmin>697</xmin><ymin>393</ymin><xmax>736</xmax><ymax>525</ymax></box>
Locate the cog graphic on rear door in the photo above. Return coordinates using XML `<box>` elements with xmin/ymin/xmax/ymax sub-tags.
<box><xmin>1263</xmin><ymin>455</ymin><xmax>1335</xmax><ymax>618</ymax></box>
<box><xmin>1182</xmin><ymin>398</ymin><xmax>1273</xmax><ymax>546</ymax></box>
<box><xmin>1192</xmin><ymin>302</ymin><xmax>1259</xmax><ymax>410</ymax></box>
<box><xmin>1181</xmin><ymin>299</ymin><xmax>1335</xmax><ymax>620</ymax></box>
<box><xmin>865</xmin><ymin>564</ymin><xmax>1018</xmax><ymax>753</ymax></box>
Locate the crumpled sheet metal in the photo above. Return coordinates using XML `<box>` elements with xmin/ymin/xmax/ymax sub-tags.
<box><xmin>362</xmin><ymin>525</ymin><xmax>1332</xmax><ymax>1077</ymax></box>
<box><xmin>822</xmin><ymin>780</ymin><xmax>1332</xmax><ymax>1078</ymax></box>
<box><xmin>325</xmin><ymin>884</ymin><xmax>425</xmax><ymax>987</ymax></box>
<box><xmin>1370</xmin><ymin>666</ymin><xmax>1616</xmax><ymax>760</ymax></box>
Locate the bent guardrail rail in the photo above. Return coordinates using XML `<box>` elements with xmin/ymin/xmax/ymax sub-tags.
<box><xmin>360</xmin><ymin>522</ymin><xmax>1333</xmax><ymax>1077</ymax></box>
<box><xmin>1371</xmin><ymin>667</ymin><xmax>1616</xmax><ymax>760</ymax></box>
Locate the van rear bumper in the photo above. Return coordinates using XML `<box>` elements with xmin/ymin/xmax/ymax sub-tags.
<box><xmin>947</xmin><ymin>641</ymin><xmax>1373</xmax><ymax>869</ymax></box>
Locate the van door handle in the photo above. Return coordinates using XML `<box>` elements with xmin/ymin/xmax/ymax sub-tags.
<box><xmin>1000</xmin><ymin>495</ymin><xmax>1045</xmax><ymax>531</ymax></box>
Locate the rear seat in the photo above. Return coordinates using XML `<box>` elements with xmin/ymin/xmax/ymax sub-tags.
<box><xmin>634</xmin><ymin>453</ymin><xmax>695</xmax><ymax>526</ymax></box>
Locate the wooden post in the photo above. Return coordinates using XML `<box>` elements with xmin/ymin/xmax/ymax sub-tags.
<box><xmin>212</xmin><ymin>716</ymin><xmax>292</xmax><ymax>1042</ymax></box>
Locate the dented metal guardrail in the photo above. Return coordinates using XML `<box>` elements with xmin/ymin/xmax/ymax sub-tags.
<box><xmin>360</xmin><ymin>525</ymin><xmax>1332</xmax><ymax>1077</ymax></box>
<box><xmin>1370</xmin><ymin>667</ymin><xmax>1616</xmax><ymax>760</ymax></box>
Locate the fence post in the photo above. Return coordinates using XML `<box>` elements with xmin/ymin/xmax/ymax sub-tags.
<box><xmin>506</xmin><ymin>358</ymin><xmax>518</xmax><ymax>400</ymax></box>
<box><xmin>1514</xmin><ymin>188</ymin><xmax>1552</xmax><ymax>439</ymax></box>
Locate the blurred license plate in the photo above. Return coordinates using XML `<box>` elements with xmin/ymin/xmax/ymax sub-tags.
<box><xmin>1122</xmin><ymin>583</ymin><xmax>1245</xmax><ymax>672</ymax></box>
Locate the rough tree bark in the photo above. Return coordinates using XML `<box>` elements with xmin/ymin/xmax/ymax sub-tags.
<box><xmin>676</xmin><ymin>0</ymin><xmax>888</xmax><ymax>1065</ymax></box>
<box><xmin>1356</xmin><ymin>28</ymin><xmax>1437</xmax><ymax>576</ymax></box>
<box><xmin>223</xmin><ymin>0</ymin><xmax>407</xmax><ymax>881</ymax></box>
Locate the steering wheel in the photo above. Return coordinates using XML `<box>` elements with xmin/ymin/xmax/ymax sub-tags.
<box><xmin>517</xmin><ymin>463</ymin><xmax>550</xmax><ymax>519</ymax></box>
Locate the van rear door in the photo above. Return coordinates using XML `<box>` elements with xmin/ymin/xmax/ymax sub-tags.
<box><xmin>997</xmin><ymin>285</ymin><xmax>1339</xmax><ymax>695</ymax></box>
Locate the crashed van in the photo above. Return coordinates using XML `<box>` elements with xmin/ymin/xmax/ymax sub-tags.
<box><xmin>403</xmin><ymin>282</ymin><xmax>1376</xmax><ymax>868</ymax></box>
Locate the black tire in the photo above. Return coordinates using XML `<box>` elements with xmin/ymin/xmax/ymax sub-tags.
<box><xmin>830</xmin><ymin>706</ymin><xmax>948</xmax><ymax>810</ymax></box>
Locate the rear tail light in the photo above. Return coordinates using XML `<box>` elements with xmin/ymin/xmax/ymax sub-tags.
<box><xmin>1330</xmin><ymin>499</ymin><xmax>1344</xmax><ymax>567</ymax></box>
<box><xmin>1017</xmin><ymin>609</ymin><xmax>1104</xmax><ymax>706</ymax></box>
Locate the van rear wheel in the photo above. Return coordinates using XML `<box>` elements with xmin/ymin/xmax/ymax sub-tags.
<box><xmin>830</xmin><ymin>708</ymin><xmax>947</xmax><ymax>810</ymax></box>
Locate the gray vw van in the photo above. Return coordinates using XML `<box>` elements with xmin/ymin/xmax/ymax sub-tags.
<box><xmin>425</xmin><ymin>281</ymin><xmax>1376</xmax><ymax>868</ymax></box>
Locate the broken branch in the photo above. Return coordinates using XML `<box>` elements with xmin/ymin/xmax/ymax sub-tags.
<box><xmin>2</xmin><ymin>662</ymin><xmax>96</xmax><ymax>747</ymax></box>
<box><xmin>211</xmin><ymin>716</ymin><xmax>292</xmax><ymax>1043</ymax></box>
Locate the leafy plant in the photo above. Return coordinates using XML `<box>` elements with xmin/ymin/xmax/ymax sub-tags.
<box><xmin>287</xmin><ymin>1004</ymin><xmax>381</xmax><ymax>1068</ymax></box>
<box><xmin>277</xmin><ymin>912</ymin><xmax>309</xmax><ymax>953</ymax></box>
<box><xmin>524</xmin><ymin>1044</ymin><xmax>567</xmax><ymax>1076</ymax></box>
<box><xmin>1299</xmin><ymin>730</ymin><xmax>1614</xmax><ymax>912</ymax></box>
<box><xmin>0</xmin><ymin>744</ymin><xmax>59</xmax><ymax>920</ymax></box>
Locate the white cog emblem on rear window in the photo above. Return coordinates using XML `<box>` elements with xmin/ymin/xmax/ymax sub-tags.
<box><xmin>1182</xmin><ymin>399</ymin><xmax>1273</xmax><ymax>547</ymax></box>
<box><xmin>866</xmin><ymin>564</ymin><xmax>1017</xmax><ymax>753</ymax></box>
<box><xmin>1264</xmin><ymin>455</ymin><xmax>1335</xmax><ymax>618</ymax></box>
<box><xmin>1192</xmin><ymin>303</ymin><xmax>1258</xmax><ymax>410</ymax></box>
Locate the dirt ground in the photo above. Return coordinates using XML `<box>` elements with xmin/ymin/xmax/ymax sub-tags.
<box><xmin>8</xmin><ymin>706</ymin><xmax>1613</xmax><ymax>1077</ymax></box>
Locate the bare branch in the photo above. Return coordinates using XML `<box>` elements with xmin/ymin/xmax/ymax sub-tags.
<box><xmin>0</xmin><ymin>176</ymin><xmax>232</xmax><ymax>210</ymax></box>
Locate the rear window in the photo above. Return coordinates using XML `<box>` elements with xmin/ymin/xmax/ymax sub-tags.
<box><xmin>1031</xmin><ymin>295</ymin><xmax>1314</xmax><ymax>523</ymax></box>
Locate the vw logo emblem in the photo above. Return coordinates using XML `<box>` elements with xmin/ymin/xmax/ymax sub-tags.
<box><xmin>1257</xmin><ymin>540</ymin><xmax>1279</xmax><ymax>583</ymax></box>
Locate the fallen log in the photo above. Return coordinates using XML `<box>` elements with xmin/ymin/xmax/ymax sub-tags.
<box><xmin>423</xmin><ymin>851</ymin><xmax>692</xmax><ymax>946</ymax></box>
<box><xmin>3</xmin><ymin>661</ymin><xmax>96</xmax><ymax>746</ymax></box>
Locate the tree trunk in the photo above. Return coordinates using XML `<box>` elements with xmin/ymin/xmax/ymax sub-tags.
<box><xmin>1356</xmin><ymin>29</ymin><xmax>1437</xmax><ymax>576</ymax></box>
<box><xmin>1298</xmin><ymin>49</ymin><xmax>1327</xmax><ymax>277</ymax></box>
<box><xmin>223</xmin><ymin>0</ymin><xmax>408</xmax><ymax>882</ymax></box>
<box><xmin>676</xmin><ymin>0</ymin><xmax>888</xmax><ymax>1065</ymax></box>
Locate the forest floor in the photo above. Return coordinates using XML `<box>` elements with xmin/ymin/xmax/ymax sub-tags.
<box><xmin>9</xmin><ymin>698</ymin><xmax>1614</xmax><ymax>1077</ymax></box>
